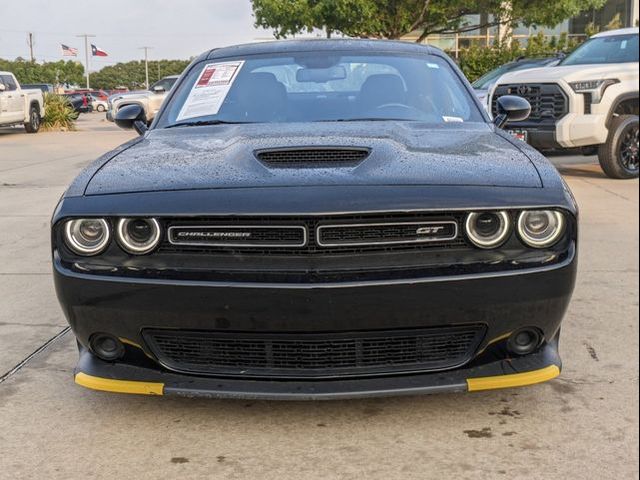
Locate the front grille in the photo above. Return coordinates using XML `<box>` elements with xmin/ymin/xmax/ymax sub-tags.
<box><xmin>492</xmin><ymin>83</ymin><xmax>568</xmax><ymax>122</ymax></box>
<box><xmin>169</xmin><ymin>225</ymin><xmax>306</xmax><ymax>248</ymax></box>
<box><xmin>143</xmin><ymin>326</ymin><xmax>486</xmax><ymax>378</ymax></box>
<box><xmin>256</xmin><ymin>148</ymin><xmax>370</xmax><ymax>168</ymax></box>
<box><xmin>159</xmin><ymin>213</ymin><xmax>468</xmax><ymax>255</ymax></box>
<box><xmin>318</xmin><ymin>221</ymin><xmax>458</xmax><ymax>247</ymax></box>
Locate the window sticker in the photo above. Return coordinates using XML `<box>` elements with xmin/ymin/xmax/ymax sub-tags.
<box><xmin>621</xmin><ymin>40</ymin><xmax>627</xmax><ymax>49</ymax></box>
<box><xmin>177</xmin><ymin>61</ymin><xmax>245</xmax><ymax>121</ymax></box>
<box><xmin>426</xmin><ymin>62</ymin><xmax>440</xmax><ymax>69</ymax></box>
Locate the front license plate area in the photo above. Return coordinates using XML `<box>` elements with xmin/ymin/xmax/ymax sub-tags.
<box><xmin>508</xmin><ymin>129</ymin><xmax>528</xmax><ymax>143</ymax></box>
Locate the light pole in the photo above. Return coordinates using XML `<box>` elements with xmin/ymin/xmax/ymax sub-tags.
<box><xmin>76</xmin><ymin>34</ymin><xmax>96</xmax><ymax>89</ymax></box>
<box><xmin>139</xmin><ymin>46</ymin><xmax>153</xmax><ymax>89</ymax></box>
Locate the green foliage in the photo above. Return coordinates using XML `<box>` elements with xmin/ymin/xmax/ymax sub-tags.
<box><xmin>89</xmin><ymin>59</ymin><xmax>191</xmax><ymax>90</ymax></box>
<box><xmin>41</xmin><ymin>94</ymin><xmax>78</xmax><ymax>131</ymax></box>
<box><xmin>458</xmin><ymin>33</ymin><xmax>580</xmax><ymax>82</ymax></box>
<box><xmin>0</xmin><ymin>58</ymin><xmax>84</xmax><ymax>86</ymax></box>
<box><xmin>251</xmin><ymin>0</ymin><xmax>607</xmax><ymax>40</ymax></box>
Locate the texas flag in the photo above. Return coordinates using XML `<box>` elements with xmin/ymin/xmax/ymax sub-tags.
<box><xmin>91</xmin><ymin>44</ymin><xmax>108</xmax><ymax>57</ymax></box>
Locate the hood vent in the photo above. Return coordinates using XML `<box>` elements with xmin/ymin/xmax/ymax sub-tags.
<box><xmin>256</xmin><ymin>147</ymin><xmax>370</xmax><ymax>168</ymax></box>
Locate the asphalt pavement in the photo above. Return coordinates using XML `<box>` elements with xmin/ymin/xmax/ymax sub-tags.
<box><xmin>0</xmin><ymin>114</ymin><xmax>637</xmax><ymax>479</ymax></box>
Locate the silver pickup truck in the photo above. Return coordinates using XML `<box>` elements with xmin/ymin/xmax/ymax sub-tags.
<box><xmin>106</xmin><ymin>75</ymin><xmax>178</xmax><ymax>124</ymax></box>
<box><xmin>0</xmin><ymin>72</ymin><xmax>45</xmax><ymax>133</ymax></box>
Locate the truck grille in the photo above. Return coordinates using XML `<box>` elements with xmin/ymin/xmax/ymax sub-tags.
<box><xmin>143</xmin><ymin>325</ymin><xmax>486</xmax><ymax>378</ymax></box>
<box><xmin>492</xmin><ymin>83</ymin><xmax>568</xmax><ymax>122</ymax></box>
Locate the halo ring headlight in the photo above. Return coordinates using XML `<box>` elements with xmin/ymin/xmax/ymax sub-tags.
<box><xmin>117</xmin><ymin>218</ymin><xmax>161</xmax><ymax>255</ymax></box>
<box><xmin>465</xmin><ymin>211</ymin><xmax>511</xmax><ymax>249</ymax></box>
<box><xmin>517</xmin><ymin>210</ymin><xmax>566</xmax><ymax>248</ymax></box>
<box><xmin>64</xmin><ymin>218</ymin><xmax>111</xmax><ymax>256</ymax></box>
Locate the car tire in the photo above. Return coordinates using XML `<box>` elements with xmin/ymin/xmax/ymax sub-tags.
<box><xmin>96</xmin><ymin>105</ymin><xmax>106</xmax><ymax>112</ymax></box>
<box><xmin>24</xmin><ymin>105</ymin><xmax>42</xmax><ymax>134</ymax></box>
<box><xmin>598</xmin><ymin>115</ymin><xmax>639</xmax><ymax>179</ymax></box>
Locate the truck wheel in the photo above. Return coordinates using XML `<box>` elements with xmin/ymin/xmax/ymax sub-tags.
<box><xmin>598</xmin><ymin>115</ymin><xmax>639</xmax><ymax>179</ymax></box>
<box><xmin>24</xmin><ymin>105</ymin><xmax>41</xmax><ymax>134</ymax></box>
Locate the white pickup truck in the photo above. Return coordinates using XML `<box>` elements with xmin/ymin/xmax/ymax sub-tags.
<box><xmin>490</xmin><ymin>28</ymin><xmax>639</xmax><ymax>179</ymax></box>
<box><xmin>0</xmin><ymin>72</ymin><xmax>45</xmax><ymax>133</ymax></box>
<box><xmin>106</xmin><ymin>75</ymin><xmax>179</xmax><ymax>124</ymax></box>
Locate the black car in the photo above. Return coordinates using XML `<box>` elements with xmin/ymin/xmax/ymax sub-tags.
<box><xmin>62</xmin><ymin>93</ymin><xmax>93</xmax><ymax>113</ymax></box>
<box><xmin>52</xmin><ymin>40</ymin><xmax>577</xmax><ymax>399</ymax></box>
<box><xmin>472</xmin><ymin>56</ymin><xmax>562</xmax><ymax>109</ymax></box>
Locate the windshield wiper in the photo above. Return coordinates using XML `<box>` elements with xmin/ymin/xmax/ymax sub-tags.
<box><xmin>314</xmin><ymin>118</ymin><xmax>419</xmax><ymax>123</ymax></box>
<box><xmin>165</xmin><ymin>120</ymin><xmax>251</xmax><ymax>129</ymax></box>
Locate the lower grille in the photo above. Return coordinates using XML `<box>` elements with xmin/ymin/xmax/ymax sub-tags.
<box><xmin>143</xmin><ymin>326</ymin><xmax>486</xmax><ymax>378</ymax></box>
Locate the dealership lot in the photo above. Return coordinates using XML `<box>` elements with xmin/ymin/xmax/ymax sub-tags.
<box><xmin>0</xmin><ymin>115</ymin><xmax>637</xmax><ymax>479</ymax></box>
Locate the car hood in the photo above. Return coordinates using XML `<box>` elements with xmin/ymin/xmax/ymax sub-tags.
<box><xmin>85</xmin><ymin>122</ymin><xmax>542</xmax><ymax>195</ymax></box>
<box><xmin>497</xmin><ymin>64</ymin><xmax>629</xmax><ymax>84</ymax></box>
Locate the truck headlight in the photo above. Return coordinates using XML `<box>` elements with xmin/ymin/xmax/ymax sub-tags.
<box><xmin>517</xmin><ymin>210</ymin><xmax>566</xmax><ymax>248</ymax></box>
<box><xmin>64</xmin><ymin>218</ymin><xmax>111</xmax><ymax>255</ymax></box>
<box><xmin>569</xmin><ymin>79</ymin><xmax>619</xmax><ymax>104</ymax></box>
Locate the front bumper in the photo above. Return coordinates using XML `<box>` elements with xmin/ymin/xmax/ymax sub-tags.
<box><xmin>74</xmin><ymin>340</ymin><xmax>561</xmax><ymax>400</ymax></box>
<box><xmin>55</xmin><ymin>245</ymin><xmax>576</xmax><ymax>398</ymax></box>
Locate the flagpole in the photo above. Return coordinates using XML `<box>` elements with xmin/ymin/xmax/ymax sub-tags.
<box><xmin>76</xmin><ymin>34</ymin><xmax>95</xmax><ymax>89</ymax></box>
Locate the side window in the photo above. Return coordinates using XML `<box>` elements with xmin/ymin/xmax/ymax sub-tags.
<box><xmin>2</xmin><ymin>75</ymin><xmax>18</xmax><ymax>91</ymax></box>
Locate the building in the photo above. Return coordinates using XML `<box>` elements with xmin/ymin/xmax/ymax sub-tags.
<box><xmin>403</xmin><ymin>0</ymin><xmax>639</xmax><ymax>56</ymax></box>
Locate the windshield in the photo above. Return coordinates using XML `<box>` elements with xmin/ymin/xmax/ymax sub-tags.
<box><xmin>151</xmin><ymin>77</ymin><xmax>177</xmax><ymax>91</ymax></box>
<box><xmin>560</xmin><ymin>34</ymin><xmax>639</xmax><ymax>66</ymax></box>
<box><xmin>157</xmin><ymin>52</ymin><xmax>484</xmax><ymax>127</ymax></box>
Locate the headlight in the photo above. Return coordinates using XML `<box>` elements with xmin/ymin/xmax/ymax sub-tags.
<box><xmin>117</xmin><ymin>218</ymin><xmax>161</xmax><ymax>254</ymax></box>
<box><xmin>517</xmin><ymin>210</ymin><xmax>566</xmax><ymax>248</ymax></box>
<box><xmin>569</xmin><ymin>79</ymin><xmax>619</xmax><ymax>104</ymax></box>
<box><xmin>64</xmin><ymin>218</ymin><xmax>111</xmax><ymax>255</ymax></box>
<box><xmin>465</xmin><ymin>211</ymin><xmax>511</xmax><ymax>249</ymax></box>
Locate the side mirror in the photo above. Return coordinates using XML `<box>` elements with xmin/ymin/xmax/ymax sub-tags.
<box><xmin>114</xmin><ymin>104</ymin><xmax>148</xmax><ymax>135</ymax></box>
<box><xmin>152</xmin><ymin>86</ymin><xmax>165</xmax><ymax>93</ymax></box>
<box><xmin>0</xmin><ymin>84</ymin><xmax>6</xmax><ymax>92</ymax></box>
<box><xmin>493</xmin><ymin>95</ymin><xmax>531</xmax><ymax>129</ymax></box>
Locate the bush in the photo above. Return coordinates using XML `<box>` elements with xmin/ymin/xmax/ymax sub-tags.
<box><xmin>41</xmin><ymin>94</ymin><xmax>78</xmax><ymax>131</ymax></box>
<box><xmin>458</xmin><ymin>33</ymin><xmax>581</xmax><ymax>83</ymax></box>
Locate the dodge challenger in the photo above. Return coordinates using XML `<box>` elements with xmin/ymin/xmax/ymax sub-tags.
<box><xmin>52</xmin><ymin>40</ymin><xmax>578</xmax><ymax>399</ymax></box>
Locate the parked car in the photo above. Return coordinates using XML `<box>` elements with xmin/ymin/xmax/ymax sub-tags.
<box><xmin>473</xmin><ymin>56</ymin><xmax>562</xmax><ymax>109</ymax></box>
<box><xmin>62</xmin><ymin>93</ymin><xmax>93</xmax><ymax>114</ymax></box>
<box><xmin>0</xmin><ymin>71</ymin><xmax>45</xmax><ymax>133</ymax></box>
<box><xmin>491</xmin><ymin>27</ymin><xmax>639</xmax><ymax>178</ymax></box>
<box><xmin>106</xmin><ymin>75</ymin><xmax>179</xmax><ymax>123</ymax></box>
<box><xmin>90</xmin><ymin>95</ymin><xmax>108</xmax><ymax>112</ymax></box>
<box><xmin>54</xmin><ymin>39</ymin><xmax>577</xmax><ymax>399</ymax></box>
<box><xmin>20</xmin><ymin>83</ymin><xmax>55</xmax><ymax>94</ymax></box>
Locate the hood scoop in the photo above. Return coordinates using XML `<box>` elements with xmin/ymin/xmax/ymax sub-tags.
<box><xmin>255</xmin><ymin>147</ymin><xmax>370</xmax><ymax>168</ymax></box>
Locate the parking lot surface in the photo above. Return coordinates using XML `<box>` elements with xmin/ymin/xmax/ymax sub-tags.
<box><xmin>0</xmin><ymin>114</ymin><xmax>638</xmax><ymax>479</ymax></box>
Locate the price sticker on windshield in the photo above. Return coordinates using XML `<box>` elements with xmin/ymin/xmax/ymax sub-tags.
<box><xmin>177</xmin><ymin>61</ymin><xmax>244</xmax><ymax>121</ymax></box>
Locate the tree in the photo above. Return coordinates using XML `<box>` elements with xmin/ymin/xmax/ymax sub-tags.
<box><xmin>89</xmin><ymin>59</ymin><xmax>191</xmax><ymax>90</ymax></box>
<box><xmin>251</xmin><ymin>0</ymin><xmax>607</xmax><ymax>41</ymax></box>
<box><xmin>0</xmin><ymin>58</ymin><xmax>84</xmax><ymax>86</ymax></box>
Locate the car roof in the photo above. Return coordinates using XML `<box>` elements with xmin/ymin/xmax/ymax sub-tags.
<box><xmin>204</xmin><ymin>39</ymin><xmax>438</xmax><ymax>61</ymax></box>
<box><xmin>592</xmin><ymin>27</ymin><xmax>639</xmax><ymax>38</ymax></box>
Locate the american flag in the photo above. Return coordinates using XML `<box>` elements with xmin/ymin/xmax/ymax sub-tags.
<box><xmin>61</xmin><ymin>44</ymin><xmax>78</xmax><ymax>56</ymax></box>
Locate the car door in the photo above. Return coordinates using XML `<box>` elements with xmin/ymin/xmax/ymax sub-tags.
<box><xmin>0</xmin><ymin>75</ymin><xmax>24</xmax><ymax>123</ymax></box>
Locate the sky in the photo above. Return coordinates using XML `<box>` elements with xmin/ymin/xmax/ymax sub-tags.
<box><xmin>0</xmin><ymin>0</ymin><xmax>284</xmax><ymax>71</ymax></box>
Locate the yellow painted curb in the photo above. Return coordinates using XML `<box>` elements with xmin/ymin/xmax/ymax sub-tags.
<box><xmin>467</xmin><ymin>365</ymin><xmax>560</xmax><ymax>392</ymax></box>
<box><xmin>75</xmin><ymin>372</ymin><xmax>164</xmax><ymax>395</ymax></box>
